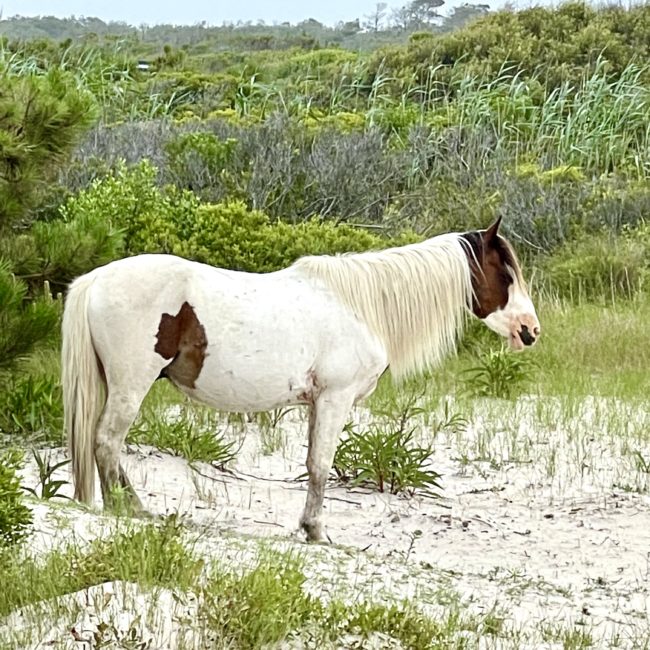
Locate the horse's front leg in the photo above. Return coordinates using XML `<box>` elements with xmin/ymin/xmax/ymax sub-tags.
<box><xmin>300</xmin><ymin>389</ymin><xmax>355</xmax><ymax>542</ymax></box>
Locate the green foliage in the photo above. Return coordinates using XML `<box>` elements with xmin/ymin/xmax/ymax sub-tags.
<box><xmin>0</xmin><ymin>372</ymin><xmax>64</xmax><ymax>445</ymax></box>
<box><xmin>180</xmin><ymin>202</ymin><xmax>385</xmax><ymax>272</ymax></box>
<box><xmin>129</xmin><ymin>405</ymin><xmax>238</xmax><ymax>467</ymax></box>
<box><xmin>203</xmin><ymin>550</ymin><xmax>317</xmax><ymax>648</ymax></box>
<box><xmin>0</xmin><ymin>517</ymin><xmax>202</xmax><ymax>616</ymax></box>
<box><xmin>0</xmin><ymin>449</ymin><xmax>33</xmax><ymax>549</ymax></box>
<box><xmin>0</xmin><ymin>262</ymin><xmax>60</xmax><ymax>369</ymax></box>
<box><xmin>334</xmin><ymin>421</ymin><xmax>441</xmax><ymax>495</ymax></box>
<box><xmin>59</xmin><ymin>160</ymin><xmax>198</xmax><ymax>257</ymax></box>
<box><xmin>543</xmin><ymin>225</ymin><xmax>650</xmax><ymax>300</ymax></box>
<box><xmin>463</xmin><ymin>347</ymin><xmax>536</xmax><ymax>399</ymax></box>
<box><xmin>65</xmin><ymin>162</ymin><xmax>388</xmax><ymax>272</ymax></box>
<box><xmin>22</xmin><ymin>451</ymin><xmax>70</xmax><ymax>500</ymax></box>
<box><xmin>3</xmin><ymin>212</ymin><xmax>124</xmax><ymax>292</ymax></box>
<box><xmin>372</xmin><ymin>2</ymin><xmax>650</xmax><ymax>92</ymax></box>
<box><xmin>0</xmin><ymin>66</ymin><xmax>97</xmax><ymax>230</ymax></box>
<box><xmin>165</xmin><ymin>132</ymin><xmax>241</xmax><ymax>201</ymax></box>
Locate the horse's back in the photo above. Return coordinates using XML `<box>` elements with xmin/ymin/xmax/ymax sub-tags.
<box><xmin>76</xmin><ymin>254</ymin><xmax>387</xmax><ymax>411</ymax></box>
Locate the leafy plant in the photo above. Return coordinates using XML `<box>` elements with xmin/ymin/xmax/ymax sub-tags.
<box><xmin>0</xmin><ymin>517</ymin><xmax>202</xmax><ymax>616</ymax></box>
<box><xmin>0</xmin><ymin>372</ymin><xmax>64</xmax><ymax>445</ymax></box>
<box><xmin>129</xmin><ymin>405</ymin><xmax>238</xmax><ymax>467</ymax></box>
<box><xmin>462</xmin><ymin>347</ymin><xmax>537</xmax><ymax>399</ymax></box>
<box><xmin>203</xmin><ymin>550</ymin><xmax>317</xmax><ymax>648</ymax></box>
<box><xmin>0</xmin><ymin>449</ymin><xmax>33</xmax><ymax>548</ymax></box>
<box><xmin>333</xmin><ymin>421</ymin><xmax>441</xmax><ymax>495</ymax></box>
<box><xmin>0</xmin><ymin>264</ymin><xmax>61</xmax><ymax>370</ymax></box>
<box><xmin>22</xmin><ymin>450</ymin><xmax>70</xmax><ymax>500</ymax></box>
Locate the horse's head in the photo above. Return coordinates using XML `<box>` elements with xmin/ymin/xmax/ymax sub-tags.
<box><xmin>461</xmin><ymin>217</ymin><xmax>540</xmax><ymax>351</ymax></box>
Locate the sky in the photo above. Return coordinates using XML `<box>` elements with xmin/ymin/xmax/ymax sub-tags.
<box><xmin>0</xmin><ymin>0</ymin><xmax>527</xmax><ymax>26</ymax></box>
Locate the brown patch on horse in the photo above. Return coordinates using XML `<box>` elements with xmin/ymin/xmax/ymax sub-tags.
<box><xmin>460</xmin><ymin>227</ymin><xmax>515</xmax><ymax>319</ymax></box>
<box><xmin>155</xmin><ymin>302</ymin><xmax>208</xmax><ymax>389</ymax></box>
<box><xmin>297</xmin><ymin>369</ymin><xmax>321</xmax><ymax>405</ymax></box>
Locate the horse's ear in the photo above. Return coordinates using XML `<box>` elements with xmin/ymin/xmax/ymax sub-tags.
<box><xmin>484</xmin><ymin>216</ymin><xmax>502</xmax><ymax>244</ymax></box>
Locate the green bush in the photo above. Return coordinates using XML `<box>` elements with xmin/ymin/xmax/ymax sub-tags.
<box><xmin>177</xmin><ymin>201</ymin><xmax>386</xmax><ymax>272</ymax></box>
<box><xmin>334</xmin><ymin>422</ymin><xmax>441</xmax><ymax>495</ymax></box>
<box><xmin>0</xmin><ymin>372</ymin><xmax>64</xmax><ymax>445</ymax></box>
<box><xmin>0</xmin><ymin>449</ymin><xmax>33</xmax><ymax>549</ymax></box>
<box><xmin>165</xmin><ymin>132</ymin><xmax>242</xmax><ymax>201</ymax></box>
<box><xmin>0</xmin><ymin>262</ymin><xmax>61</xmax><ymax>369</ymax></box>
<box><xmin>63</xmin><ymin>163</ymin><xmax>390</xmax><ymax>272</ymax></box>
<box><xmin>543</xmin><ymin>225</ymin><xmax>650</xmax><ymax>300</ymax></box>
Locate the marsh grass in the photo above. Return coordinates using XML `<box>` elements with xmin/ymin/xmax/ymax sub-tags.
<box><xmin>201</xmin><ymin>548</ymin><xmax>484</xmax><ymax>649</ymax></box>
<box><xmin>0</xmin><ymin>516</ymin><xmax>202</xmax><ymax>617</ymax></box>
<box><xmin>129</xmin><ymin>403</ymin><xmax>238</xmax><ymax>467</ymax></box>
<box><xmin>22</xmin><ymin>449</ymin><xmax>70</xmax><ymax>501</ymax></box>
<box><xmin>333</xmin><ymin>421</ymin><xmax>441</xmax><ymax>495</ymax></box>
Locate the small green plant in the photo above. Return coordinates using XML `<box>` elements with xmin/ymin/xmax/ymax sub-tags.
<box><xmin>129</xmin><ymin>405</ymin><xmax>238</xmax><ymax>467</ymax></box>
<box><xmin>0</xmin><ymin>449</ymin><xmax>33</xmax><ymax>548</ymax></box>
<box><xmin>333</xmin><ymin>422</ymin><xmax>441</xmax><ymax>495</ymax></box>
<box><xmin>632</xmin><ymin>451</ymin><xmax>650</xmax><ymax>474</ymax></box>
<box><xmin>202</xmin><ymin>550</ymin><xmax>317</xmax><ymax>648</ymax></box>
<box><xmin>255</xmin><ymin>407</ymin><xmax>295</xmax><ymax>455</ymax></box>
<box><xmin>462</xmin><ymin>347</ymin><xmax>536</xmax><ymax>399</ymax></box>
<box><xmin>0</xmin><ymin>373</ymin><xmax>64</xmax><ymax>445</ymax></box>
<box><xmin>0</xmin><ymin>516</ymin><xmax>202</xmax><ymax>616</ymax></box>
<box><xmin>22</xmin><ymin>450</ymin><xmax>70</xmax><ymax>500</ymax></box>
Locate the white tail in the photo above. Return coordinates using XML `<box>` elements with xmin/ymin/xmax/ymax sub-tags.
<box><xmin>61</xmin><ymin>272</ymin><xmax>105</xmax><ymax>504</ymax></box>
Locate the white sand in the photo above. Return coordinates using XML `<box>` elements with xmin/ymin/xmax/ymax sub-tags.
<box><xmin>13</xmin><ymin>398</ymin><xmax>650</xmax><ymax>648</ymax></box>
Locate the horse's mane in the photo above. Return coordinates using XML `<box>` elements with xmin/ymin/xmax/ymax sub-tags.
<box><xmin>292</xmin><ymin>233</ymin><xmax>473</xmax><ymax>379</ymax></box>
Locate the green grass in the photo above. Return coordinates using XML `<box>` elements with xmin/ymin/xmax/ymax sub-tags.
<box><xmin>369</xmin><ymin>292</ymin><xmax>650</xmax><ymax>407</ymax></box>
<box><xmin>128</xmin><ymin>401</ymin><xmax>239</xmax><ymax>466</ymax></box>
<box><xmin>0</xmin><ymin>516</ymin><xmax>202</xmax><ymax>617</ymax></box>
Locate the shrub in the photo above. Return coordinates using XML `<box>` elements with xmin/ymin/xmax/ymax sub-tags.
<box><xmin>462</xmin><ymin>347</ymin><xmax>536</xmax><ymax>399</ymax></box>
<box><xmin>129</xmin><ymin>405</ymin><xmax>238</xmax><ymax>467</ymax></box>
<box><xmin>164</xmin><ymin>132</ymin><xmax>242</xmax><ymax>202</ymax></box>
<box><xmin>0</xmin><ymin>373</ymin><xmax>64</xmax><ymax>445</ymax></box>
<box><xmin>543</xmin><ymin>225</ymin><xmax>650</xmax><ymax>300</ymax></box>
<box><xmin>0</xmin><ymin>449</ymin><xmax>33</xmax><ymax>549</ymax></box>
<box><xmin>178</xmin><ymin>201</ymin><xmax>386</xmax><ymax>272</ymax></box>
<box><xmin>0</xmin><ymin>262</ymin><xmax>61</xmax><ymax>369</ymax></box>
<box><xmin>334</xmin><ymin>422</ymin><xmax>441</xmax><ymax>495</ymax></box>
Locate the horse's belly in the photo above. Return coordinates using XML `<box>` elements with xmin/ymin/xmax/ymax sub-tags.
<box><xmin>181</xmin><ymin>342</ymin><xmax>317</xmax><ymax>412</ymax></box>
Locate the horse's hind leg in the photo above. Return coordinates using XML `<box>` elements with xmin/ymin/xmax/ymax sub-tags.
<box><xmin>94</xmin><ymin>385</ymin><xmax>153</xmax><ymax>512</ymax></box>
<box><xmin>300</xmin><ymin>389</ymin><xmax>355</xmax><ymax>542</ymax></box>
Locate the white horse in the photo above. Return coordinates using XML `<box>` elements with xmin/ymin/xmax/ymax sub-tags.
<box><xmin>62</xmin><ymin>217</ymin><xmax>539</xmax><ymax>541</ymax></box>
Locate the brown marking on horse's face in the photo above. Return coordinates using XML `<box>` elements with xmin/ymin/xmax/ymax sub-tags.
<box><xmin>155</xmin><ymin>302</ymin><xmax>207</xmax><ymax>388</ymax></box>
<box><xmin>460</xmin><ymin>217</ymin><xmax>540</xmax><ymax>349</ymax></box>
<box><xmin>460</xmin><ymin>219</ymin><xmax>513</xmax><ymax>319</ymax></box>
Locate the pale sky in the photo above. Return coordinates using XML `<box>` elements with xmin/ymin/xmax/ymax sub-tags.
<box><xmin>1</xmin><ymin>0</ymin><xmax>525</xmax><ymax>26</ymax></box>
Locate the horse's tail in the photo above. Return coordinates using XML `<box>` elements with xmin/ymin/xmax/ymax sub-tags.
<box><xmin>62</xmin><ymin>272</ymin><xmax>105</xmax><ymax>504</ymax></box>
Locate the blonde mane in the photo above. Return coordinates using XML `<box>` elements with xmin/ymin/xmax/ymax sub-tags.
<box><xmin>293</xmin><ymin>233</ymin><xmax>473</xmax><ymax>379</ymax></box>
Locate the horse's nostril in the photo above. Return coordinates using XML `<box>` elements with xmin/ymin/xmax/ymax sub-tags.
<box><xmin>519</xmin><ymin>324</ymin><xmax>535</xmax><ymax>346</ymax></box>
<box><xmin>533</xmin><ymin>326</ymin><xmax>540</xmax><ymax>337</ymax></box>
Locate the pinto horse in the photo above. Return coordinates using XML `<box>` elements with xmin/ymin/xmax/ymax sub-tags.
<box><xmin>62</xmin><ymin>217</ymin><xmax>539</xmax><ymax>541</ymax></box>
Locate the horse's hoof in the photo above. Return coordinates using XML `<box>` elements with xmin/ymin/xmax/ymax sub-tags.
<box><xmin>300</xmin><ymin>520</ymin><xmax>329</xmax><ymax>543</ymax></box>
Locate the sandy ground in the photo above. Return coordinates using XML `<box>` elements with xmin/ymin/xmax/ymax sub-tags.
<box><xmin>10</xmin><ymin>399</ymin><xmax>650</xmax><ymax>648</ymax></box>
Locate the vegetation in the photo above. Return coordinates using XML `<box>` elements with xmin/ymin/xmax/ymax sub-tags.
<box><xmin>0</xmin><ymin>449</ymin><xmax>32</xmax><ymax>548</ymax></box>
<box><xmin>0</xmin><ymin>4</ymin><xmax>648</xmax><ymax>646</ymax></box>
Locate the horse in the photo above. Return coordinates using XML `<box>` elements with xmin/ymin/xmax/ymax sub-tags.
<box><xmin>61</xmin><ymin>216</ymin><xmax>540</xmax><ymax>542</ymax></box>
